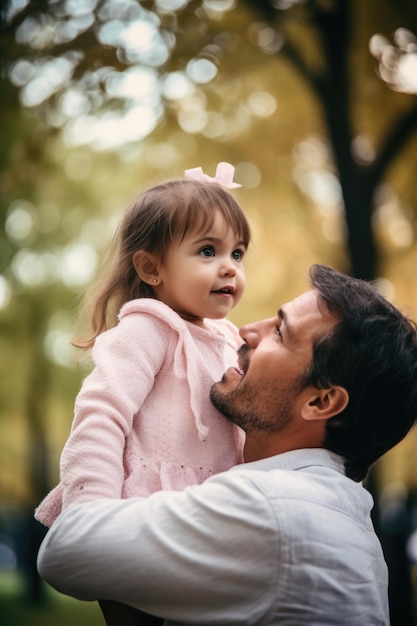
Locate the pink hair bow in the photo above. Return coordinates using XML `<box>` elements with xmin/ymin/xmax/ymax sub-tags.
<box><xmin>184</xmin><ymin>162</ymin><xmax>241</xmax><ymax>188</ymax></box>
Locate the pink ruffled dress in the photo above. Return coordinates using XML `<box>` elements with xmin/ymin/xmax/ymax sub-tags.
<box><xmin>35</xmin><ymin>299</ymin><xmax>245</xmax><ymax>527</ymax></box>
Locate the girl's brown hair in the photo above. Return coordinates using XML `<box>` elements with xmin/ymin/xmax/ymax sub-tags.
<box><xmin>73</xmin><ymin>179</ymin><xmax>250</xmax><ymax>350</ymax></box>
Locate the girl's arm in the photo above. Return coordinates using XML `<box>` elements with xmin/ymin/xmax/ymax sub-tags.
<box><xmin>59</xmin><ymin>312</ymin><xmax>169</xmax><ymax>508</ymax></box>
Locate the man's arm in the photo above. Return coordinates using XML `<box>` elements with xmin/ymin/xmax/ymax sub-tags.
<box><xmin>38</xmin><ymin>472</ymin><xmax>278</xmax><ymax>624</ymax></box>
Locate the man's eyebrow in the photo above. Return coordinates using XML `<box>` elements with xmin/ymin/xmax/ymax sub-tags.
<box><xmin>278</xmin><ymin>307</ymin><xmax>293</xmax><ymax>339</ymax></box>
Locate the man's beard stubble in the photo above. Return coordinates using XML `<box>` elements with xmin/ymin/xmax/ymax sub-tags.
<box><xmin>210</xmin><ymin>343</ymin><xmax>252</xmax><ymax>429</ymax></box>
<box><xmin>210</xmin><ymin>374</ymin><xmax>297</xmax><ymax>435</ymax></box>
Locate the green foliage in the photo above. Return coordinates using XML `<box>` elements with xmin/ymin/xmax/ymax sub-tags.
<box><xmin>0</xmin><ymin>571</ymin><xmax>103</xmax><ymax>626</ymax></box>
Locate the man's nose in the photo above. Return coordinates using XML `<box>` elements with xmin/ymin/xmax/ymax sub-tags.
<box><xmin>239</xmin><ymin>321</ymin><xmax>261</xmax><ymax>348</ymax></box>
<box><xmin>239</xmin><ymin>317</ymin><xmax>275</xmax><ymax>348</ymax></box>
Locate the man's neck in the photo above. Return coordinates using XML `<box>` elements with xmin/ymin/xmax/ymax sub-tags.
<box><xmin>243</xmin><ymin>433</ymin><xmax>290</xmax><ymax>463</ymax></box>
<box><xmin>243</xmin><ymin>425</ymin><xmax>326</xmax><ymax>463</ymax></box>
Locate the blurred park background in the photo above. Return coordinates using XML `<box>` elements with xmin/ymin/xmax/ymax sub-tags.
<box><xmin>1</xmin><ymin>0</ymin><xmax>417</xmax><ymax>624</ymax></box>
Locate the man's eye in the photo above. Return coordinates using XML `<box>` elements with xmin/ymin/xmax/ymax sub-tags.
<box><xmin>199</xmin><ymin>246</ymin><xmax>215</xmax><ymax>257</ymax></box>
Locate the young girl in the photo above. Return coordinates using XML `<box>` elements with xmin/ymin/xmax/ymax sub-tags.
<box><xmin>35</xmin><ymin>162</ymin><xmax>251</xmax><ymax>625</ymax></box>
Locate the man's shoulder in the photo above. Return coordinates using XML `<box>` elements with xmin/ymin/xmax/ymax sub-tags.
<box><xmin>221</xmin><ymin>449</ymin><xmax>373</xmax><ymax>523</ymax></box>
<box><xmin>227</xmin><ymin>449</ymin><xmax>346</xmax><ymax>492</ymax></box>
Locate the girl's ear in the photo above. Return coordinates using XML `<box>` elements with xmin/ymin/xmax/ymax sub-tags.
<box><xmin>133</xmin><ymin>250</ymin><xmax>161</xmax><ymax>285</ymax></box>
<box><xmin>301</xmin><ymin>386</ymin><xmax>349</xmax><ymax>422</ymax></box>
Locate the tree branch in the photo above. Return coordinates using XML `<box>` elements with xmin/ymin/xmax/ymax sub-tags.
<box><xmin>371</xmin><ymin>100</ymin><xmax>417</xmax><ymax>187</ymax></box>
<box><xmin>240</xmin><ymin>0</ymin><xmax>324</xmax><ymax>97</ymax></box>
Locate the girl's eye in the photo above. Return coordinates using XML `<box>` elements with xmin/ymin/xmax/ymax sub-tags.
<box><xmin>276</xmin><ymin>326</ymin><xmax>282</xmax><ymax>339</ymax></box>
<box><xmin>232</xmin><ymin>249</ymin><xmax>244</xmax><ymax>261</ymax></box>
<box><xmin>199</xmin><ymin>246</ymin><xmax>215</xmax><ymax>257</ymax></box>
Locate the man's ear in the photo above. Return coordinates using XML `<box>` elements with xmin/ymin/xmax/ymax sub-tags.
<box><xmin>132</xmin><ymin>250</ymin><xmax>161</xmax><ymax>286</ymax></box>
<box><xmin>301</xmin><ymin>386</ymin><xmax>349</xmax><ymax>422</ymax></box>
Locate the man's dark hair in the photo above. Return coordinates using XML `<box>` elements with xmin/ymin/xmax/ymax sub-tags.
<box><xmin>303</xmin><ymin>264</ymin><xmax>417</xmax><ymax>482</ymax></box>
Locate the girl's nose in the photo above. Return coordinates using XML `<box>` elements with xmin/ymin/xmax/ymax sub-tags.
<box><xmin>220</xmin><ymin>258</ymin><xmax>236</xmax><ymax>277</ymax></box>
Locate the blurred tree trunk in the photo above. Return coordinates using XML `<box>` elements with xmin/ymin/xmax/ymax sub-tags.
<box><xmin>244</xmin><ymin>0</ymin><xmax>417</xmax><ymax>280</ymax></box>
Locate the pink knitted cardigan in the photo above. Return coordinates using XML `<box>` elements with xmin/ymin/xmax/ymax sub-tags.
<box><xmin>35</xmin><ymin>299</ymin><xmax>245</xmax><ymax>527</ymax></box>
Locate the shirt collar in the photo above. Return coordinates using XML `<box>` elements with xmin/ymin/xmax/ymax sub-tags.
<box><xmin>230</xmin><ymin>448</ymin><xmax>346</xmax><ymax>475</ymax></box>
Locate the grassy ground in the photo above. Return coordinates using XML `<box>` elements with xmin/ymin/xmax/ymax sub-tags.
<box><xmin>0</xmin><ymin>570</ymin><xmax>104</xmax><ymax>626</ymax></box>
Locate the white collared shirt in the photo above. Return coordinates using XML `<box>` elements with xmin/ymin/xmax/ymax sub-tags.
<box><xmin>37</xmin><ymin>449</ymin><xmax>389</xmax><ymax>625</ymax></box>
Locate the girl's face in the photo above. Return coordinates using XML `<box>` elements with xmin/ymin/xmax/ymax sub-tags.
<box><xmin>154</xmin><ymin>211</ymin><xmax>247</xmax><ymax>326</ymax></box>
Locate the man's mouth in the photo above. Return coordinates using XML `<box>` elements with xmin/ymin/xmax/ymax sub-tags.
<box><xmin>236</xmin><ymin>362</ymin><xmax>245</xmax><ymax>377</ymax></box>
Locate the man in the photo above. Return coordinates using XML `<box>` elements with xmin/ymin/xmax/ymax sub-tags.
<box><xmin>37</xmin><ymin>265</ymin><xmax>417</xmax><ymax>625</ymax></box>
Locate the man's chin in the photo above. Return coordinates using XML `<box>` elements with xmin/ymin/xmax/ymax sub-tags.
<box><xmin>210</xmin><ymin>383</ymin><xmax>238</xmax><ymax>422</ymax></box>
